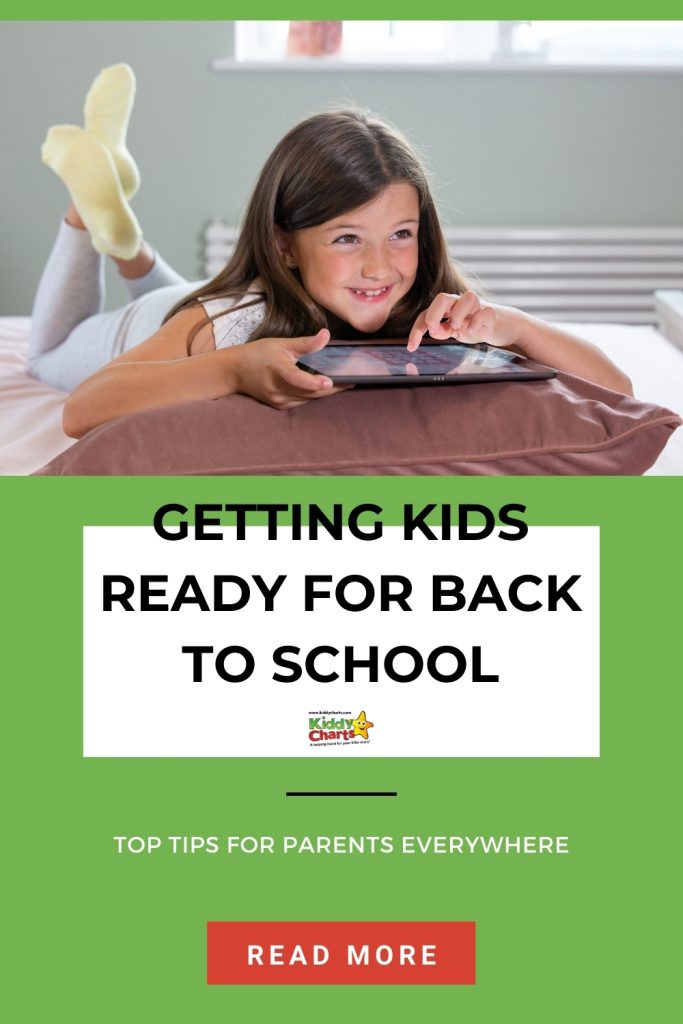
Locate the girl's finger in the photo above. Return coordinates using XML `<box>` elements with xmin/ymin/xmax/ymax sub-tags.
<box><xmin>407</xmin><ymin>312</ymin><xmax>429</xmax><ymax>351</ymax></box>
<box><xmin>447</xmin><ymin>291</ymin><xmax>480</xmax><ymax>332</ymax></box>
<box><xmin>280</xmin><ymin>361</ymin><xmax>334</xmax><ymax>393</ymax></box>
<box><xmin>422</xmin><ymin>293</ymin><xmax>460</xmax><ymax>339</ymax></box>
<box><xmin>284</xmin><ymin>328</ymin><xmax>331</xmax><ymax>356</ymax></box>
<box><xmin>468</xmin><ymin>307</ymin><xmax>495</xmax><ymax>341</ymax></box>
<box><xmin>409</xmin><ymin>292</ymin><xmax>485</xmax><ymax>351</ymax></box>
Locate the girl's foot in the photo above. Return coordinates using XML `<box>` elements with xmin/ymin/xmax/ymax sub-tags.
<box><xmin>84</xmin><ymin>63</ymin><xmax>140</xmax><ymax>200</ymax></box>
<box><xmin>42</xmin><ymin>124</ymin><xmax>142</xmax><ymax>260</ymax></box>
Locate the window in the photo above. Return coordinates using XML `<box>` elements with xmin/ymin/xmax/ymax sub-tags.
<box><xmin>516</xmin><ymin>21</ymin><xmax>683</xmax><ymax>65</ymax></box>
<box><xmin>229</xmin><ymin>20</ymin><xmax>683</xmax><ymax>69</ymax></box>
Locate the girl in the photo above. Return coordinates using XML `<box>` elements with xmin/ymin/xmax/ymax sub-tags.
<box><xmin>32</xmin><ymin>65</ymin><xmax>631</xmax><ymax>439</ymax></box>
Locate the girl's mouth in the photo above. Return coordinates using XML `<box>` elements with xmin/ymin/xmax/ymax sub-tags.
<box><xmin>347</xmin><ymin>285</ymin><xmax>394</xmax><ymax>303</ymax></box>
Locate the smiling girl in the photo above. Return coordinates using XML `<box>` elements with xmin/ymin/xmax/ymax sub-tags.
<box><xmin>30</xmin><ymin>65</ymin><xmax>630</xmax><ymax>439</ymax></box>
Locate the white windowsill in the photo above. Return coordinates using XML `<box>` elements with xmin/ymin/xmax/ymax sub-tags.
<box><xmin>211</xmin><ymin>56</ymin><xmax>683</xmax><ymax>74</ymax></box>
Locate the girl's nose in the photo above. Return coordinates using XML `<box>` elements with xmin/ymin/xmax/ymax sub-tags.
<box><xmin>361</xmin><ymin>245</ymin><xmax>391</xmax><ymax>279</ymax></box>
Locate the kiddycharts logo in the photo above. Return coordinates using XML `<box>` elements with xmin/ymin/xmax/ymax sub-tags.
<box><xmin>309</xmin><ymin>710</ymin><xmax>374</xmax><ymax>747</ymax></box>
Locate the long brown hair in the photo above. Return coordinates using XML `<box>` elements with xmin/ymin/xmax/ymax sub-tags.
<box><xmin>167</xmin><ymin>108</ymin><xmax>471</xmax><ymax>343</ymax></box>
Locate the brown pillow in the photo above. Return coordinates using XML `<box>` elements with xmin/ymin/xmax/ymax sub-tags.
<box><xmin>35</xmin><ymin>371</ymin><xmax>681</xmax><ymax>476</ymax></box>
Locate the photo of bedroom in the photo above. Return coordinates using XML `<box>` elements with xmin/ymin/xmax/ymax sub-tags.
<box><xmin>1</xmin><ymin>19</ymin><xmax>682</xmax><ymax>475</ymax></box>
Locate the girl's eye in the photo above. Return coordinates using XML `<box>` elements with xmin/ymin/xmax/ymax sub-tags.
<box><xmin>391</xmin><ymin>229</ymin><xmax>414</xmax><ymax>240</ymax></box>
<box><xmin>333</xmin><ymin>234</ymin><xmax>360</xmax><ymax>245</ymax></box>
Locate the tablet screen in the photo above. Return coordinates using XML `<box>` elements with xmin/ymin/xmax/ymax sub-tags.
<box><xmin>299</xmin><ymin>342</ymin><xmax>536</xmax><ymax>380</ymax></box>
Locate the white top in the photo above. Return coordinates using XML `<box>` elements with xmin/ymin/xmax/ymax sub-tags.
<box><xmin>200</xmin><ymin>290</ymin><xmax>267</xmax><ymax>349</ymax></box>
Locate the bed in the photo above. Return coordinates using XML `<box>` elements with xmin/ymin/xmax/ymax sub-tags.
<box><xmin>2</xmin><ymin>301</ymin><xmax>683</xmax><ymax>476</ymax></box>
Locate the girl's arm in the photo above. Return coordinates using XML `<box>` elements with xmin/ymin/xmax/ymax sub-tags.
<box><xmin>497</xmin><ymin>307</ymin><xmax>633</xmax><ymax>395</ymax></box>
<box><xmin>62</xmin><ymin>309</ymin><xmax>339</xmax><ymax>438</ymax></box>
<box><xmin>408</xmin><ymin>292</ymin><xmax>633</xmax><ymax>396</ymax></box>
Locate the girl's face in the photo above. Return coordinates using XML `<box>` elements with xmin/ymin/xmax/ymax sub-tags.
<box><xmin>281</xmin><ymin>183</ymin><xmax>420</xmax><ymax>333</ymax></box>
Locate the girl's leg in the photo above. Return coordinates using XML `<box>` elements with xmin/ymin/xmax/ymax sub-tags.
<box><xmin>29</xmin><ymin>205</ymin><xmax>186</xmax><ymax>353</ymax></box>
<box><xmin>29</xmin><ymin>215</ymin><xmax>106</xmax><ymax>362</ymax></box>
<box><xmin>64</xmin><ymin>194</ymin><xmax>187</xmax><ymax>300</ymax></box>
<box><xmin>30</xmin><ymin>273</ymin><xmax>194</xmax><ymax>392</ymax></box>
<box><xmin>114</xmin><ymin>241</ymin><xmax>188</xmax><ymax>301</ymax></box>
<box><xmin>30</xmin><ymin>64</ymin><xmax>188</xmax><ymax>390</ymax></box>
<box><xmin>29</xmin><ymin>211</ymin><xmax>189</xmax><ymax>391</ymax></box>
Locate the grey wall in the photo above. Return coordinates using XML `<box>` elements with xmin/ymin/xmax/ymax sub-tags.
<box><xmin>2</xmin><ymin>20</ymin><xmax>682</xmax><ymax>313</ymax></box>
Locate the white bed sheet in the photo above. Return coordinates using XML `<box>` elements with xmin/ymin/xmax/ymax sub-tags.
<box><xmin>554</xmin><ymin>321</ymin><xmax>683</xmax><ymax>475</ymax></box>
<box><xmin>1</xmin><ymin>316</ymin><xmax>681</xmax><ymax>476</ymax></box>
<box><xmin>0</xmin><ymin>317</ymin><xmax>74</xmax><ymax>475</ymax></box>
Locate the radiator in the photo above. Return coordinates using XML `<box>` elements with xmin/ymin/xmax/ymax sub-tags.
<box><xmin>202</xmin><ymin>223</ymin><xmax>683</xmax><ymax>325</ymax></box>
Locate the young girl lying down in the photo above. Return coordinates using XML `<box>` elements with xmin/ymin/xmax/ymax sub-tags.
<box><xmin>32</xmin><ymin>64</ymin><xmax>631</xmax><ymax>439</ymax></box>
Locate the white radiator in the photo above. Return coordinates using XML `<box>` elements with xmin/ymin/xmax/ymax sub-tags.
<box><xmin>202</xmin><ymin>223</ymin><xmax>683</xmax><ymax>325</ymax></box>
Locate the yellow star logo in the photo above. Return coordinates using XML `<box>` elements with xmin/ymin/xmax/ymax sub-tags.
<box><xmin>352</xmin><ymin>711</ymin><xmax>374</xmax><ymax>739</ymax></box>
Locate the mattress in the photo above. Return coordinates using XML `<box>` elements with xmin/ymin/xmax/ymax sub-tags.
<box><xmin>1</xmin><ymin>315</ymin><xmax>682</xmax><ymax>476</ymax></box>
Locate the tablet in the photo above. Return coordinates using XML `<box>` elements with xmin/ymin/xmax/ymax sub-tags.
<box><xmin>297</xmin><ymin>341</ymin><xmax>557</xmax><ymax>385</ymax></box>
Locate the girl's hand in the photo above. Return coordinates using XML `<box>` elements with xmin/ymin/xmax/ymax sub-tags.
<box><xmin>232</xmin><ymin>328</ymin><xmax>349</xmax><ymax>409</ymax></box>
<box><xmin>407</xmin><ymin>291</ymin><xmax>518</xmax><ymax>352</ymax></box>
<box><xmin>407</xmin><ymin>293</ymin><xmax>632</xmax><ymax>394</ymax></box>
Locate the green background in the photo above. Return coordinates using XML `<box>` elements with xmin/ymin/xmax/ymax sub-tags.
<box><xmin>3</xmin><ymin>475</ymin><xmax>681</xmax><ymax>1018</ymax></box>
<box><xmin>4</xmin><ymin>1</ymin><xmax>682</xmax><ymax>1017</ymax></box>
<box><xmin>9</xmin><ymin>3</ymin><xmax>683</xmax><ymax>17</ymax></box>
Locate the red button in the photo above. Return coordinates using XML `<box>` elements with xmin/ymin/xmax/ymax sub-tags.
<box><xmin>207</xmin><ymin>921</ymin><xmax>475</xmax><ymax>985</ymax></box>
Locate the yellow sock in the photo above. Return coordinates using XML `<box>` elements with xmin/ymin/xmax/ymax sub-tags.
<box><xmin>41</xmin><ymin>125</ymin><xmax>142</xmax><ymax>260</ymax></box>
<box><xmin>84</xmin><ymin>63</ymin><xmax>140</xmax><ymax>201</ymax></box>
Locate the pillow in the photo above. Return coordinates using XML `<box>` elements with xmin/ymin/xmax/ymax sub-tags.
<box><xmin>34</xmin><ymin>371</ymin><xmax>681</xmax><ymax>476</ymax></box>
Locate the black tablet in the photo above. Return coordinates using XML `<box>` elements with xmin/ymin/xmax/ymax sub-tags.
<box><xmin>297</xmin><ymin>341</ymin><xmax>557</xmax><ymax>385</ymax></box>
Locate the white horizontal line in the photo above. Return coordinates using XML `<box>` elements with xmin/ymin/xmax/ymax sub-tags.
<box><xmin>456</xmin><ymin>261</ymin><xmax>683</xmax><ymax>276</ymax></box>
<box><xmin>444</xmin><ymin>228</ymin><xmax>683</xmax><ymax>241</ymax></box>
<box><xmin>545</xmin><ymin>311</ymin><xmax>656</xmax><ymax>323</ymax></box>
<box><xmin>210</xmin><ymin>57</ymin><xmax>683</xmax><ymax>76</ymax></box>
<box><xmin>449</xmin><ymin>245</ymin><xmax>683</xmax><ymax>258</ymax></box>
<box><xmin>485</xmin><ymin>293</ymin><xmax>653</xmax><ymax>308</ymax></box>
<box><xmin>481</xmin><ymin>278</ymin><xmax>683</xmax><ymax>292</ymax></box>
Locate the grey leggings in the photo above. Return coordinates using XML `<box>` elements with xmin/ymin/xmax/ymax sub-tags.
<box><xmin>29</xmin><ymin>220</ymin><xmax>196</xmax><ymax>392</ymax></box>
